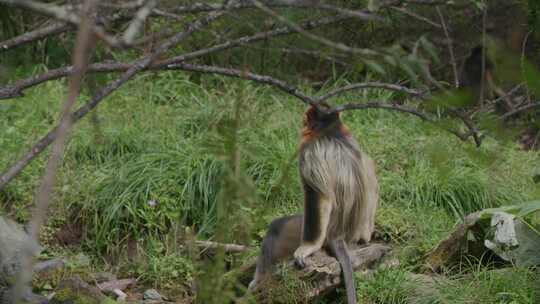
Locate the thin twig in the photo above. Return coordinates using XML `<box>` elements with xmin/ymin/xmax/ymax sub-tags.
<box><xmin>193</xmin><ymin>240</ymin><xmax>250</xmax><ymax>253</ymax></box>
<box><xmin>173</xmin><ymin>0</ymin><xmax>383</xmax><ymax>21</ymax></box>
<box><xmin>479</xmin><ymin>3</ymin><xmax>487</xmax><ymax>106</ymax></box>
<box><xmin>436</xmin><ymin>6</ymin><xmax>459</xmax><ymax>88</ymax></box>
<box><xmin>152</xmin><ymin>8</ymin><xmax>184</xmax><ymax>21</ymax></box>
<box><xmin>171</xmin><ymin>0</ymin><xmax>451</xmax><ymax>14</ymax></box>
<box><xmin>250</xmin><ymin>0</ymin><xmax>380</xmax><ymax>57</ymax></box>
<box><xmin>520</xmin><ymin>30</ymin><xmax>533</xmax><ymax>103</ymax></box>
<box><xmin>122</xmin><ymin>0</ymin><xmax>157</xmax><ymax>45</ymax></box>
<box><xmin>451</xmin><ymin>110</ymin><xmax>483</xmax><ymax>147</ymax></box>
<box><xmin>390</xmin><ymin>6</ymin><xmax>442</xmax><ymax>28</ymax></box>
<box><xmin>501</xmin><ymin>102</ymin><xmax>540</xmax><ymax>120</ymax></box>
<box><xmin>0</xmin><ymin>22</ymin><xmax>70</xmax><ymax>53</ymax></box>
<box><xmin>10</xmin><ymin>0</ymin><xmax>98</xmax><ymax>301</ymax></box>
<box><xmin>281</xmin><ymin>47</ymin><xmax>347</xmax><ymax>66</ymax></box>
<box><xmin>488</xmin><ymin>84</ymin><xmax>523</xmax><ymax>106</ymax></box>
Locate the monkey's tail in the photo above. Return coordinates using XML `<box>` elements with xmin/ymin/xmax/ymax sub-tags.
<box><xmin>328</xmin><ymin>239</ymin><xmax>357</xmax><ymax>304</ymax></box>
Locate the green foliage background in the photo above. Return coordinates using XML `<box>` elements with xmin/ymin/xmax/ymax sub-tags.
<box><xmin>0</xmin><ymin>0</ymin><xmax>539</xmax><ymax>302</ymax></box>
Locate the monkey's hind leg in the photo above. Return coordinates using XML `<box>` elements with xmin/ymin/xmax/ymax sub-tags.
<box><xmin>249</xmin><ymin>215</ymin><xmax>302</xmax><ymax>292</ymax></box>
<box><xmin>294</xmin><ymin>194</ymin><xmax>332</xmax><ymax>268</ymax></box>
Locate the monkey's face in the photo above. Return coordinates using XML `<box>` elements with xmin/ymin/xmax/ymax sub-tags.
<box><xmin>303</xmin><ymin>104</ymin><xmax>340</xmax><ymax>132</ymax></box>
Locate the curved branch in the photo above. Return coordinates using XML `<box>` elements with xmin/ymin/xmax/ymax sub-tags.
<box><xmin>329</xmin><ymin>101</ymin><xmax>480</xmax><ymax>145</ymax></box>
<box><xmin>317</xmin><ymin>82</ymin><xmax>423</xmax><ymax>102</ymax></box>
<box><xmin>167</xmin><ymin>62</ymin><xmax>315</xmax><ymax>105</ymax></box>
<box><xmin>329</xmin><ymin>101</ymin><xmax>433</xmax><ymax>120</ymax></box>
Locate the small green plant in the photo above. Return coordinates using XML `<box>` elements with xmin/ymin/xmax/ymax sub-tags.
<box><xmin>136</xmin><ymin>247</ymin><xmax>194</xmax><ymax>290</ymax></box>
<box><xmin>356</xmin><ymin>268</ymin><xmax>414</xmax><ymax>304</ymax></box>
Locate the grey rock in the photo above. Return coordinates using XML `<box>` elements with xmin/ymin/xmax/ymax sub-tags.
<box><xmin>1</xmin><ymin>286</ymin><xmax>48</xmax><ymax>304</ymax></box>
<box><xmin>33</xmin><ymin>258</ymin><xmax>65</xmax><ymax>274</ymax></box>
<box><xmin>142</xmin><ymin>289</ymin><xmax>162</xmax><ymax>301</ymax></box>
<box><xmin>0</xmin><ymin>216</ymin><xmax>41</xmax><ymax>282</ymax></box>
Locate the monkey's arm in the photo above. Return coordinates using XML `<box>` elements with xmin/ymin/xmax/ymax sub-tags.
<box><xmin>294</xmin><ymin>184</ymin><xmax>332</xmax><ymax>268</ymax></box>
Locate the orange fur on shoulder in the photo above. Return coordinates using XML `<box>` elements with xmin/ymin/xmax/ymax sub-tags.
<box><xmin>339</xmin><ymin>124</ymin><xmax>350</xmax><ymax>136</ymax></box>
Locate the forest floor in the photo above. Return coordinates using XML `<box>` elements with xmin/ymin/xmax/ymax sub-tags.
<box><xmin>1</xmin><ymin>71</ymin><xmax>539</xmax><ymax>303</ymax></box>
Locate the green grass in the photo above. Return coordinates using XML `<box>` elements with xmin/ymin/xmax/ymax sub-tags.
<box><xmin>1</xmin><ymin>69</ymin><xmax>539</xmax><ymax>301</ymax></box>
<box><xmin>351</xmin><ymin>265</ymin><xmax>540</xmax><ymax>304</ymax></box>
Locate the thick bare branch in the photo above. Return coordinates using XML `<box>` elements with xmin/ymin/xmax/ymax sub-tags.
<box><xmin>0</xmin><ymin>22</ymin><xmax>70</xmax><ymax>53</ymax></box>
<box><xmin>0</xmin><ymin>14</ymin><xmax>352</xmax><ymax>99</ymax></box>
<box><xmin>0</xmin><ymin>11</ymin><xmax>226</xmax><ymax>190</ymax></box>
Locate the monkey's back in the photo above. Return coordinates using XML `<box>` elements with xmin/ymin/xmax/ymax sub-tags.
<box><xmin>299</xmin><ymin>133</ymin><xmax>371</xmax><ymax>243</ymax></box>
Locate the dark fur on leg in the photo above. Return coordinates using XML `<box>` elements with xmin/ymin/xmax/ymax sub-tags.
<box><xmin>249</xmin><ymin>214</ymin><xmax>302</xmax><ymax>291</ymax></box>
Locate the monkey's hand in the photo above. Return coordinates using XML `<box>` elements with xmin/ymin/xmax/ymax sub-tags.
<box><xmin>294</xmin><ymin>245</ymin><xmax>317</xmax><ymax>268</ymax></box>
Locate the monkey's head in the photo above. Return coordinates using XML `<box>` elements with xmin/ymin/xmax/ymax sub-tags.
<box><xmin>303</xmin><ymin>103</ymin><xmax>341</xmax><ymax>132</ymax></box>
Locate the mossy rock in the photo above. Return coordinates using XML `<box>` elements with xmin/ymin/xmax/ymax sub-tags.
<box><xmin>50</xmin><ymin>276</ymin><xmax>116</xmax><ymax>304</ymax></box>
